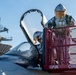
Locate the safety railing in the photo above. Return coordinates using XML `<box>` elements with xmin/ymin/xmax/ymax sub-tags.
<box><xmin>42</xmin><ymin>26</ymin><xmax>76</xmax><ymax>73</ymax></box>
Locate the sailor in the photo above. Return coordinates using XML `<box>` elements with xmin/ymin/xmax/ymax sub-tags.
<box><xmin>45</xmin><ymin>4</ymin><xmax>75</xmax><ymax>64</ymax></box>
<box><xmin>33</xmin><ymin>31</ymin><xmax>43</xmax><ymax>55</ymax></box>
<box><xmin>45</xmin><ymin>4</ymin><xmax>75</xmax><ymax>28</ymax></box>
<box><xmin>28</xmin><ymin>31</ymin><xmax>43</xmax><ymax>67</ymax></box>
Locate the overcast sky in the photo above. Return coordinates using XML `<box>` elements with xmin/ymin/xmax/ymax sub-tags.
<box><xmin>0</xmin><ymin>0</ymin><xmax>76</xmax><ymax>48</ymax></box>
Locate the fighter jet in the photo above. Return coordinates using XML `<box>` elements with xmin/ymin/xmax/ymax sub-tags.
<box><xmin>0</xmin><ymin>9</ymin><xmax>76</xmax><ymax>75</ymax></box>
<box><xmin>0</xmin><ymin>9</ymin><xmax>47</xmax><ymax>69</ymax></box>
<box><xmin>0</xmin><ymin>21</ymin><xmax>12</xmax><ymax>55</ymax></box>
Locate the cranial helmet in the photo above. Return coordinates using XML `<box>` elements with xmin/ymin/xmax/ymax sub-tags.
<box><xmin>33</xmin><ymin>31</ymin><xmax>42</xmax><ymax>43</ymax></box>
<box><xmin>55</xmin><ymin>4</ymin><xmax>66</xmax><ymax>18</ymax></box>
<box><xmin>55</xmin><ymin>4</ymin><xmax>66</xmax><ymax>12</ymax></box>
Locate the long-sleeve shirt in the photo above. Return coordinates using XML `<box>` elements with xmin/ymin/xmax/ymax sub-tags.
<box><xmin>45</xmin><ymin>14</ymin><xmax>75</xmax><ymax>28</ymax></box>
